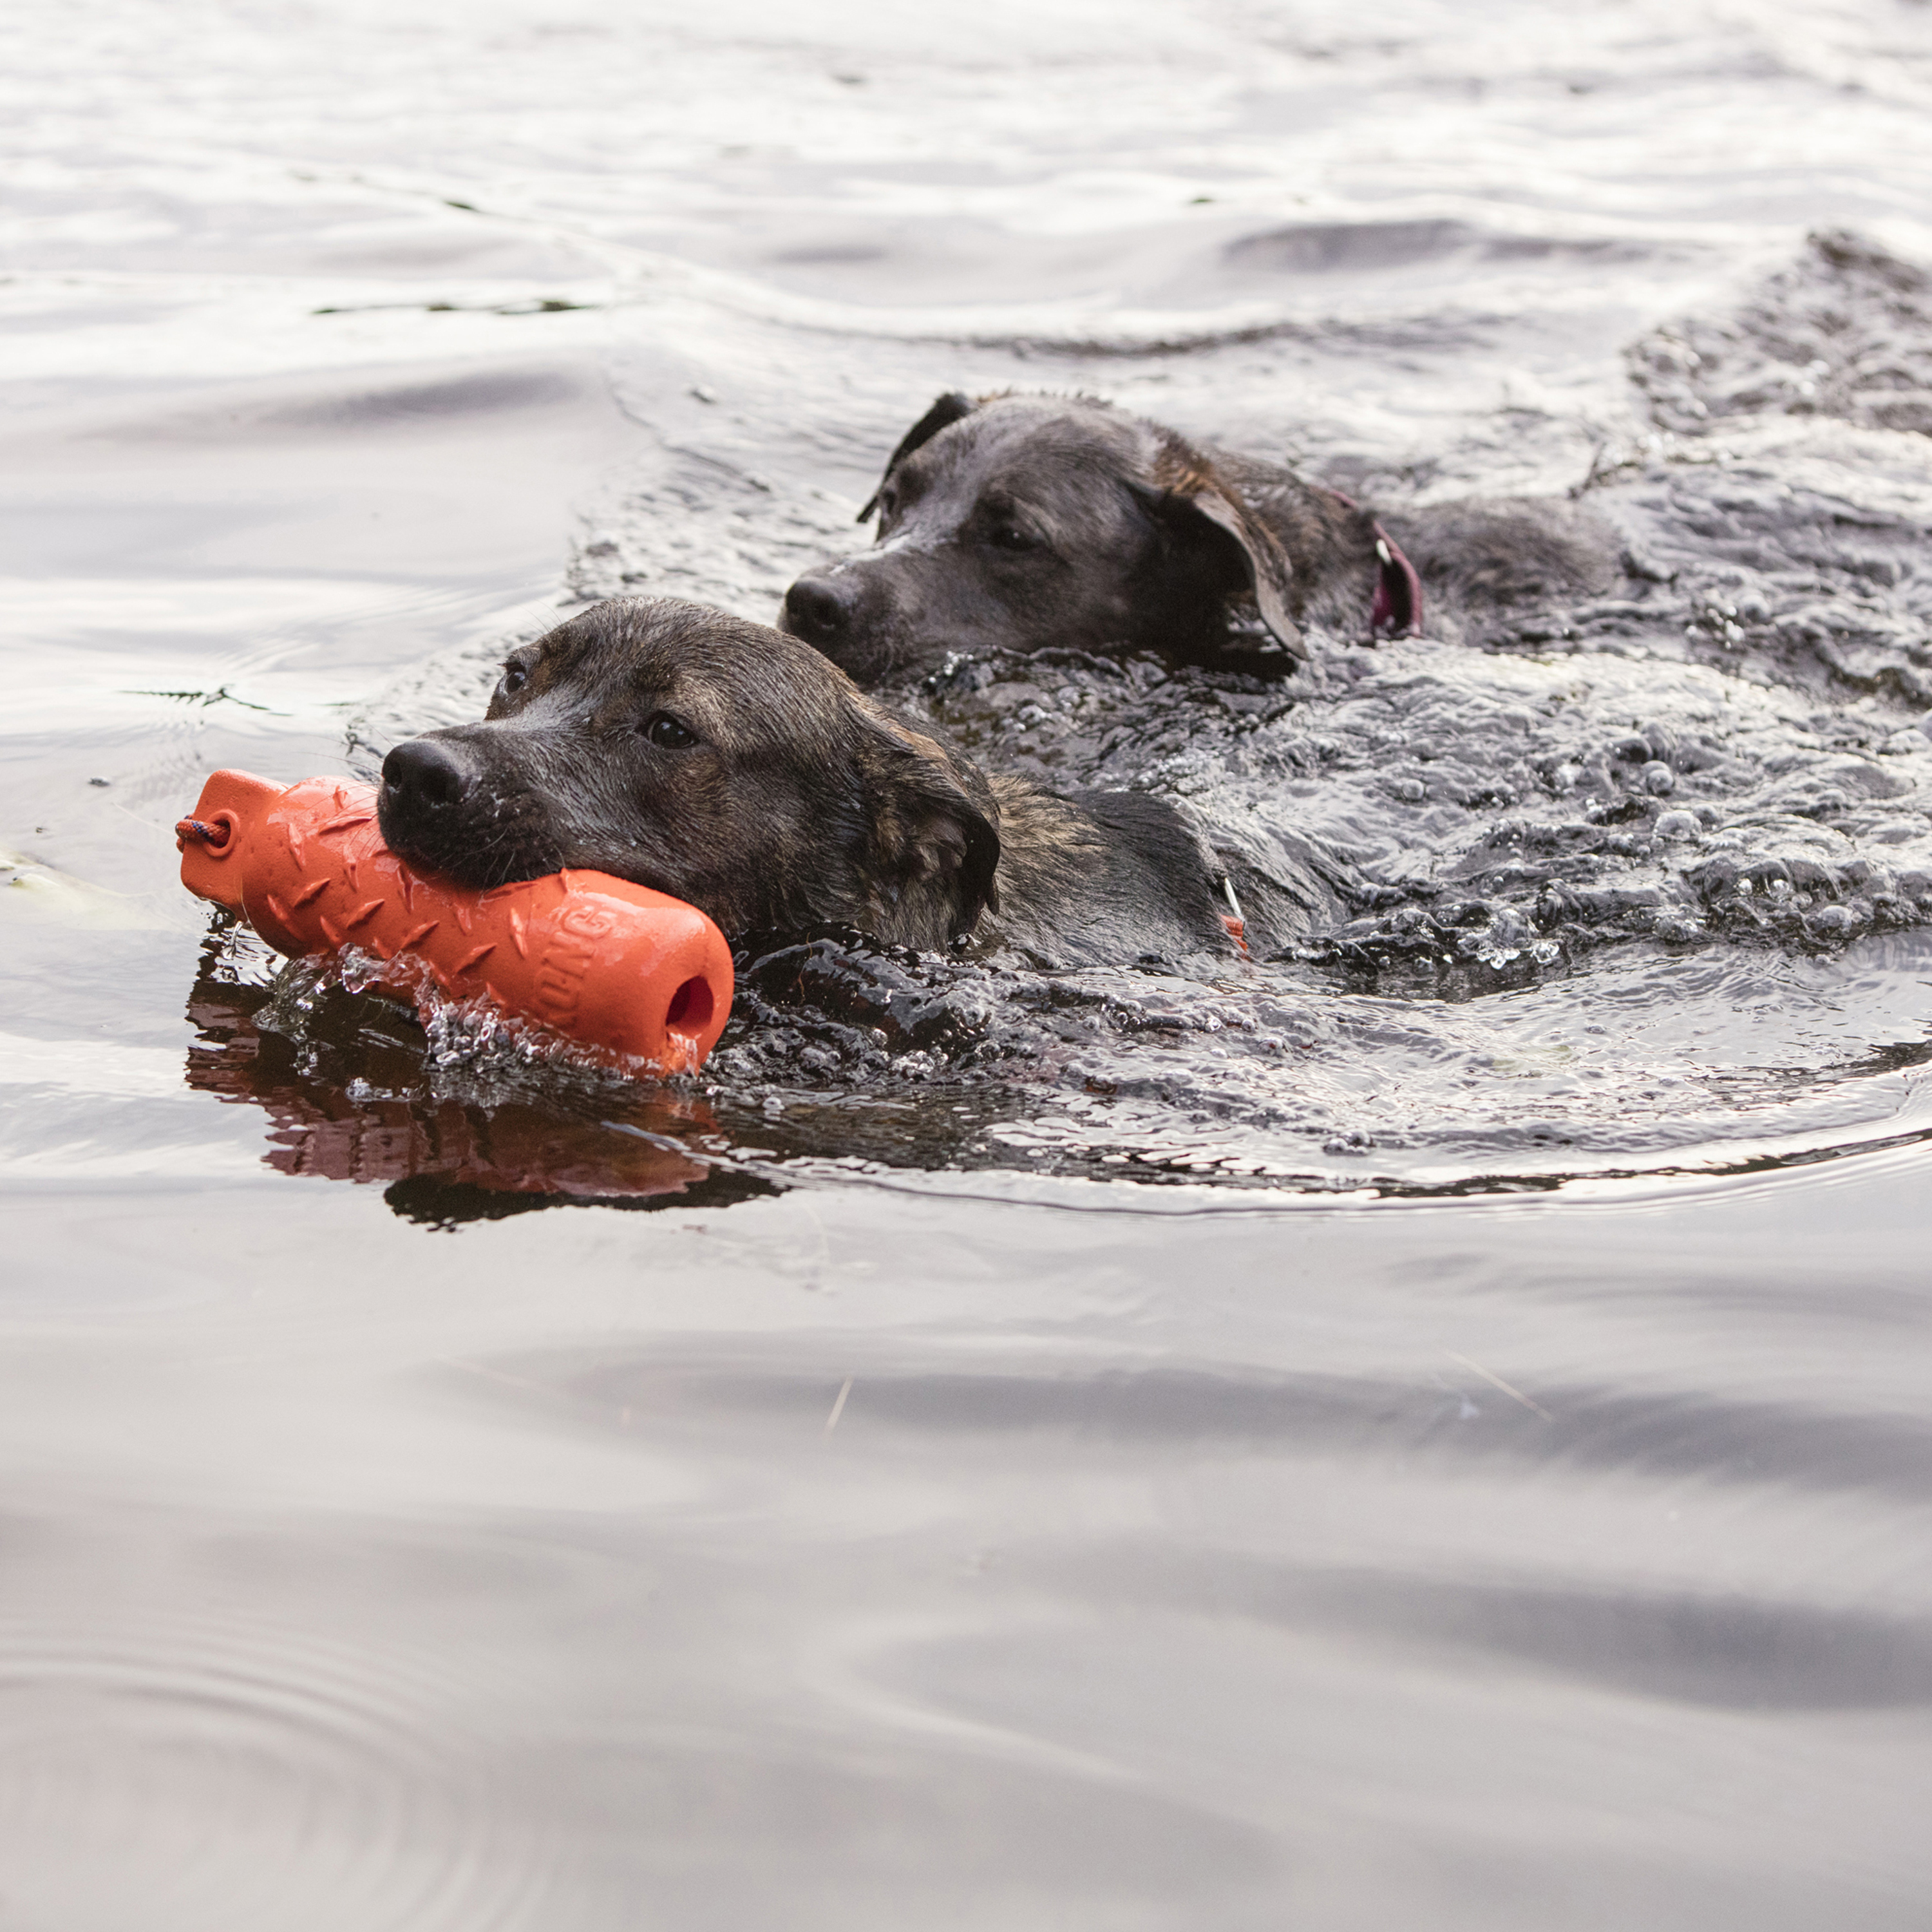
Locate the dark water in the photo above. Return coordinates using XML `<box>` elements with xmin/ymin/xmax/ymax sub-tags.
<box><xmin>5</xmin><ymin>1</ymin><xmax>1932</xmax><ymax>1922</ymax></box>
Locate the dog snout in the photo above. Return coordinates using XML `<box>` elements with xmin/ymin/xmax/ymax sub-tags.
<box><xmin>781</xmin><ymin>573</ymin><xmax>857</xmax><ymax>646</ymax></box>
<box><xmin>381</xmin><ymin>736</ymin><xmax>475</xmax><ymax>818</ymax></box>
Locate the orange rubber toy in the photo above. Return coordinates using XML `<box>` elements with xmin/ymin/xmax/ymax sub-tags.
<box><xmin>176</xmin><ymin>770</ymin><xmax>733</xmax><ymax>1075</ymax></box>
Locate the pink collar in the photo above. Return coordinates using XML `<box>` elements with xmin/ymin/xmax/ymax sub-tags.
<box><xmin>1324</xmin><ymin>489</ymin><xmax>1423</xmax><ymax>639</ymax></box>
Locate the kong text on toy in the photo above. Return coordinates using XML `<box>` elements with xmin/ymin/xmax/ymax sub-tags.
<box><xmin>176</xmin><ymin>770</ymin><xmax>733</xmax><ymax>1075</ymax></box>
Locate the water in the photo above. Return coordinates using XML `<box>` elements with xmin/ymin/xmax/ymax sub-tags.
<box><xmin>5</xmin><ymin>0</ymin><xmax>1932</xmax><ymax>1922</ymax></box>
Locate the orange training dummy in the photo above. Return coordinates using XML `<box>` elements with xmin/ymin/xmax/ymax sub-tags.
<box><xmin>176</xmin><ymin>770</ymin><xmax>733</xmax><ymax>1075</ymax></box>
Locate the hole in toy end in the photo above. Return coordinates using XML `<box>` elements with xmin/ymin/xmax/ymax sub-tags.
<box><xmin>664</xmin><ymin>976</ymin><xmax>714</xmax><ymax>1041</ymax></box>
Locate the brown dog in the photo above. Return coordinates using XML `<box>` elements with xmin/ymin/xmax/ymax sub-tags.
<box><xmin>779</xmin><ymin>390</ymin><xmax>1615</xmax><ymax>683</ymax></box>
<box><xmin>375</xmin><ymin>598</ymin><xmax>1251</xmax><ymax>970</ymax></box>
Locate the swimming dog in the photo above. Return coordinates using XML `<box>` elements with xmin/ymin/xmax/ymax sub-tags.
<box><xmin>375</xmin><ymin>597</ymin><xmax>1253</xmax><ymax>969</ymax></box>
<box><xmin>779</xmin><ymin>390</ymin><xmax>1615</xmax><ymax>683</ymax></box>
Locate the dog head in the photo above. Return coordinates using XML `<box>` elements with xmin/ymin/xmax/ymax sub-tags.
<box><xmin>779</xmin><ymin>391</ymin><xmax>1302</xmax><ymax>682</ymax></box>
<box><xmin>377</xmin><ymin>598</ymin><xmax>1001</xmax><ymax>949</ymax></box>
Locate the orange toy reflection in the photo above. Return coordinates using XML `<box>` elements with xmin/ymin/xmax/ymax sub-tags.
<box><xmin>184</xmin><ymin>940</ymin><xmax>768</xmax><ymax>1224</ymax></box>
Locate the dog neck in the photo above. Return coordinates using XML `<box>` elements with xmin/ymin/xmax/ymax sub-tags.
<box><xmin>974</xmin><ymin>775</ymin><xmax>1240</xmax><ymax>970</ymax></box>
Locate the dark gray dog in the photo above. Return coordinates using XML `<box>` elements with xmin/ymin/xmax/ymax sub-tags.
<box><xmin>375</xmin><ymin>598</ymin><xmax>1249</xmax><ymax>969</ymax></box>
<box><xmin>779</xmin><ymin>390</ymin><xmax>1614</xmax><ymax>683</ymax></box>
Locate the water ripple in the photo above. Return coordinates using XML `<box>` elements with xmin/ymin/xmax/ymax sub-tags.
<box><xmin>0</xmin><ymin>1619</ymin><xmax>560</xmax><ymax>1931</ymax></box>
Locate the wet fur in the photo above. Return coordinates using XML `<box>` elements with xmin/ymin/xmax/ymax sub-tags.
<box><xmin>375</xmin><ymin>597</ymin><xmax>1238</xmax><ymax>970</ymax></box>
<box><xmin>779</xmin><ymin>390</ymin><xmax>1616</xmax><ymax>683</ymax></box>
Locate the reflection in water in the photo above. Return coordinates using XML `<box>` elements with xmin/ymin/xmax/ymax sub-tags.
<box><xmin>181</xmin><ymin>911</ymin><xmax>1932</xmax><ymax>1209</ymax></box>
<box><xmin>182</xmin><ymin>931</ymin><xmax>772</xmax><ymax>1224</ymax></box>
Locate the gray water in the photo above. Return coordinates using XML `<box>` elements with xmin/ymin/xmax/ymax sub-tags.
<box><xmin>5</xmin><ymin>1</ymin><xmax>1932</xmax><ymax>1923</ymax></box>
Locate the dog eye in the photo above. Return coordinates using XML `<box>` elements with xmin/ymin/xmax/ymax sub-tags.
<box><xmin>499</xmin><ymin>664</ymin><xmax>529</xmax><ymax>696</ymax></box>
<box><xmin>643</xmin><ymin>712</ymin><xmax>697</xmax><ymax>749</ymax></box>
<box><xmin>990</xmin><ymin>523</ymin><xmax>1039</xmax><ymax>553</ymax></box>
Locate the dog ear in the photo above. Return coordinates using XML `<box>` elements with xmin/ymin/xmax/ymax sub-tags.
<box><xmin>857</xmin><ymin>392</ymin><xmax>977</xmax><ymax>523</ymax></box>
<box><xmin>860</xmin><ymin>721</ymin><xmax>1003</xmax><ymax>946</ymax></box>
<box><xmin>1130</xmin><ymin>466</ymin><xmax>1305</xmax><ymax>659</ymax></box>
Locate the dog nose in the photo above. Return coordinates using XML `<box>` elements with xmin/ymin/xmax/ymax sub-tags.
<box><xmin>782</xmin><ymin>574</ymin><xmax>855</xmax><ymax>645</ymax></box>
<box><xmin>380</xmin><ymin>737</ymin><xmax>473</xmax><ymax>815</ymax></box>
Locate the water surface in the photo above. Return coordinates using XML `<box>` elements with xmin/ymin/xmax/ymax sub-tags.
<box><xmin>5</xmin><ymin>1</ymin><xmax>1931</xmax><ymax>1923</ymax></box>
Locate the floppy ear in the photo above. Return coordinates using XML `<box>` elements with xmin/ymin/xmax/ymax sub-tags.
<box><xmin>857</xmin><ymin>391</ymin><xmax>977</xmax><ymax>523</ymax></box>
<box><xmin>860</xmin><ymin>721</ymin><xmax>1003</xmax><ymax>947</ymax></box>
<box><xmin>1130</xmin><ymin>468</ymin><xmax>1304</xmax><ymax>660</ymax></box>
